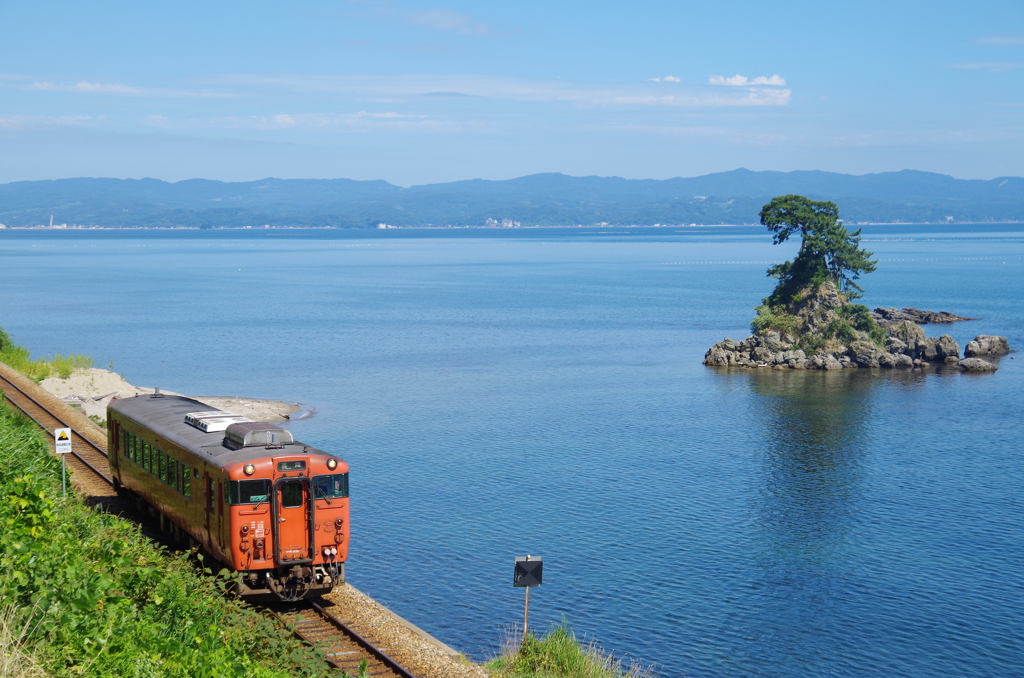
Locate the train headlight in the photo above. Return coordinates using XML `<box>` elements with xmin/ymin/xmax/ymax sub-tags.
<box><xmin>327</xmin><ymin>458</ymin><xmax>338</xmax><ymax>470</ymax></box>
<box><xmin>243</xmin><ymin>464</ymin><xmax>255</xmax><ymax>476</ymax></box>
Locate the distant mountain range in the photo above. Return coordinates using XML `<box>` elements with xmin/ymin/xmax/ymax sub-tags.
<box><xmin>2</xmin><ymin>169</ymin><xmax>1023</xmax><ymax>228</ymax></box>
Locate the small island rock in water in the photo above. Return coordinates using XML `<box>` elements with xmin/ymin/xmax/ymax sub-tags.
<box><xmin>702</xmin><ymin>282</ymin><xmax>1007</xmax><ymax>371</ymax></box>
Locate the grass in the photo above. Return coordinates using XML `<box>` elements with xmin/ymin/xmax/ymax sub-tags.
<box><xmin>0</xmin><ymin>394</ymin><xmax>337</xmax><ymax>678</ymax></box>
<box><xmin>487</xmin><ymin>621</ymin><xmax>656</xmax><ymax>678</ymax></box>
<box><xmin>750</xmin><ymin>304</ymin><xmax>798</xmax><ymax>337</ymax></box>
<box><xmin>0</xmin><ymin>326</ymin><xmax>93</xmax><ymax>381</ymax></box>
<box><xmin>0</xmin><ymin>605</ymin><xmax>47</xmax><ymax>678</ymax></box>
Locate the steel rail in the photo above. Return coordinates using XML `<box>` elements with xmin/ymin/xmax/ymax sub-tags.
<box><xmin>0</xmin><ymin>374</ymin><xmax>114</xmax><ymax>486</ymax></box>
<box><xmin>276</xmin><ymin>599</ymin><xmax>420</xmax><ymax>678</ymax></box>
<box><xmin>310</xmin><ymin>598</ymin><xmax>420</xmax><ymax>678</ymax></box>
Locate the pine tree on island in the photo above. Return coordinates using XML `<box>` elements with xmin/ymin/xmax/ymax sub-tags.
<box><xmin>747</xmin><ymin>195</ymin><xmax>886</xmax><ymax>358</ymax></box>
<box><xmin>758</xmin><ymin>195</ymin><xmax>877</xmax><ymax>307</ymax></box>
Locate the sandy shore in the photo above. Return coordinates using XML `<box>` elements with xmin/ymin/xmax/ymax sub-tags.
<box><xmin>40</xmin><ymin>368</ymin><xmax>303</xmax><ymax>423</ymax></box>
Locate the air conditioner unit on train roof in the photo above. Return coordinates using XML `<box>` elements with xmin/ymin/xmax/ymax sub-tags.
<box><xmin>184</xmin><ymin>410</ymin><xmax>254</xmax><ymax>433</ymax></box>
<box><xmin>223</xmin><ymin>421</ymin><xmax>294</xmax><ymax>449</ymax></box>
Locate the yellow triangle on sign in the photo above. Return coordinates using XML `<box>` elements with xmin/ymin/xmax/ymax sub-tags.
<box><xmin>58</xmin><ymin>431</ymin><xmax>69</xmax><ymax>440</ymax></box>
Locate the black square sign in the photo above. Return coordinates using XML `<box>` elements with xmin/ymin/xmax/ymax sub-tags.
<box><xmin>514</xmin><ymin>556</ymin><xmax>543</xmax><ymax>587</ymax></box>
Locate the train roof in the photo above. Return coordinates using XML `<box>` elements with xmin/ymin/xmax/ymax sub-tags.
<box><xmin>109</xmin><ymin>394</ymin><xmax>329</xmax><ymax>468</ymax></box>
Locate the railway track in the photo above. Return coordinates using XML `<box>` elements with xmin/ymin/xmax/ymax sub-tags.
<box><xmin>0</xmin><ymin>371</ymin><xmax>115</xmax><ymax>495</ymax></box>
<box><xmin>275</xmin><ymin>598</ymin><xmax>420</xmax><ymax>678</ymax></box>
<box><xmin>0</xmin><ymin>367</ymin><xmax>424</xmax><ymax>678</ymax></box>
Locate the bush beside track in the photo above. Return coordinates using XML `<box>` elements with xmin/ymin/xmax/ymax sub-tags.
<box><xmin>486</xmin><ymin>621</ymin><xmax>655</xmax><ymax>678</ymax></box>
<box><xmin>0</xmin><ymin>327</ymin><xmax>93</xmax><ymax>382</ymax></box>
<box><xmin>0</xmin><ymin>396</ymin><xmax>336</xmax><ymax>678</ymax></box>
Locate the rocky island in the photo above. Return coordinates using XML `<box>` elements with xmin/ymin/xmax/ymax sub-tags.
<box><xmin>703</xmin><ymin>195</ymin><xmax>1010</xmax><ymax>372</ymax></box>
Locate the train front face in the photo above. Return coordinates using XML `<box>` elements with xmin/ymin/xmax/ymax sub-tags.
<box><xmin>226</xmin><ymin>451</ymin><xmax>349</xmax><ymax>601</ymax></box>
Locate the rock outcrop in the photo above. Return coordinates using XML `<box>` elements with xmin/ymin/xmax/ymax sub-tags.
<box><xmin>871</xmin><ymin>307</ymin><xmax>975</xmax><ymax>326</ymax></box>
<box><xmin>957</xmin><ymin>357</ymin><xmax>998</xmax><ymax>371</ymax></box>
<box><xmin>703</xmin><ymin>281</ymin><xmax>1008</xmax><ymax>372</ymax></box>
<box><xmin>964</xmin><ymin>335</ymin><xmax>1010</xmax><ymax>357</ymax></box>
<box><xmin>704</xmin><ymin>330</ymin><xmax>961</xmax><ymax>370</ymax></box>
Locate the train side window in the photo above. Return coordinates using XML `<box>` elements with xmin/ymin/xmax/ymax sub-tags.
<box><xmin>313</xmin><ymin>473</ymin><xmax>349</xmax><ymax>499</ymax></box>
<box><xmin>128</xmin><ymin>432</ymin><xmax>135</xmax><ymax>462</ymax></box>
<box><xmin>143</xmin><ymin>443</ymin><xmax>151</xmax><ymax>472</ymax></box>
<box><xmin>159</xmin><ymin>450</ymin><xmax>167</xmax><ymax>482</ymax></box>
<box><xmin>229</xmin><ymin>479</ymin><xmax>271</xmax><ymax>505</ymax></box>
<box><xmin>207</xmin><ymin>477</ymin><xmax>215</xmax><ymax>514</ymax></box>
<box><xmin>182</xmin><ymin>465</ymin><xmax>191</xmax><ymax>498</ymax></box>
<box><xmin>168</xmin><ymin>458</ymin><xmax>177</xmax><ymax>490</ymax></box>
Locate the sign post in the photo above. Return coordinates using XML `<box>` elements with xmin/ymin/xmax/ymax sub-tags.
<box><xmin>54</xmin><ymin>428</ymin><xmax>71</xmax><ymax>498</ymax></box>
<box><xmin>514</xmin><ymin>555</ymin><xmax>543</xmax><ymax>642</ymax></box>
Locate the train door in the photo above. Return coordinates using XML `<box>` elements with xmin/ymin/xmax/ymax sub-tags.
<box><xmin>272</xmin><ymin>477</ymin><xmax>312</xmax><ymax>564</ymax></box>
<box><xmin>109</xmin><ymin>420</ymin><xmax>120</xmax><ymax>475</ymax></box>
<box><xmin>204</xmin><ymin>471</ymin><xmax>215</xmax><ymax>546</ymax></box>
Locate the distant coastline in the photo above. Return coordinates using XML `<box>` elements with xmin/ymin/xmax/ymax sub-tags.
<box><xmin>3</xmin><ymin>221</ymin><xmax>1024</xmax><ymax>231</ymax></box>
<box><xmin>4</xmin><ymin>169</ymin><xmax>1024</xmax><ymax>229</ymax></box>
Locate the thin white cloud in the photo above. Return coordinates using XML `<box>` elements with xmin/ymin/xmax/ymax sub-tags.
<box><xmin>709</xmin><ymin>74</ymin><xmax>786</xmax><ymax>86</ymax></box>
<box><xmin>3</xmin><ymin>76</ymin><xmax>236</xmax><ymax>98</ymax></box>
<box><xmin>825</xmin><ymin>126</ymin><xmax>1023</xmax><ymax>147</ymax></box>
<box><xmin>146</xmin><ymin>111</ymin><xmax>444</xmax><ymax>131</ymax></box>
<box><xmin>948</xmin><ymin>62</ymin><xmax>1024</xmax><ymax>72</ymax></box>
<box><xmin>0</xmin><ymin>114</ymin><xmax>99</xmax><ymax>129</ymax></box>
<box><xmin>615</xmin><ymin>89</ymin><xmax>791</xmax><ymax>107</ymax></box>
<box><xmin>219</xmin><ymin>73</ymin><xmax>792</xmax><ymax>108</ymax></box>
<box><xmin>663</xmin><ymin>76</ymin><xmax>681</xmax><ymax>83</ymax></box>
<box><xmin>604</xmin><ymin>122</ymin><xmax>789</xmax><ymax>146</ymax></box>
<box><xmin>975</xmin><ymin>35</ymin><xmax>1024</xmax><ymax>46</ymax></box>
<box><xmin>357</xmin><ymin>3</ymin><xmax>491</xmax><ymax>36</ymax></box>
<box><xmin>28</xmin><ymin>81</ymin><xmax>145</xmax><ymax>94</ymax></box>
<box><xmin>404</xmin><ymin>8</ymin><xmax>489</xmax><ymax>35</ymax></box>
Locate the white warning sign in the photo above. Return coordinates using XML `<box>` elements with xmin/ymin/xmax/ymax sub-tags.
<box><xmin>55</xmin><ymin>428</ymin><xmax>72</xmax><ymax>454</ymax></box>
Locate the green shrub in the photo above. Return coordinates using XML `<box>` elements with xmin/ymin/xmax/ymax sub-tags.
<box><xmin>751</xmin><ymin>304</ymin><xmax>798</xmax><ymax>337</ymax></box>
<box><xmin>0</xmin><ymin>326</ymin><xmax>93</xmax><ymax>381</ymax></box>
<box><xmin>487</xmin><ymin>621</ymin><xmax>654</xmax><ymax>678</ymax></box>
<box><xmin>0</xmin><ymin>398</ymin><xmax>333</xmax><ymax>678</ymax></box>
<box><xmin>822</xmin><ymin>318</ymin><xmax>858</xmax><ymax>344</ymax></box>
<box><xmin>838</xmin><ymin>304</ymin><xmax>887</xmax><ymax>346</ymax></box>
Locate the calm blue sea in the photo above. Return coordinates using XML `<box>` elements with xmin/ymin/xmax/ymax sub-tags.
<box><xmin>1</xmin><ymin>225</ymin><xmax>1022</xmax><ymax>677</ymax></box>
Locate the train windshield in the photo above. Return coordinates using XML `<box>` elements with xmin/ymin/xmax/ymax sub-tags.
<box><xmin>313</xmin><ymin>473</ymin><xmax>349</xmax><ymax>499</ymax></box>
<box><xmin>229</xmin><ymin>479</ymin><xmax>272</xmax><ymax>505</ymax></box>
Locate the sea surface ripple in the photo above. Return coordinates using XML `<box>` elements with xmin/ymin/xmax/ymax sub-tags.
<box><xmin>1</xmin><ymin>224</ymin><xmax>1021</xmax><ymax>677</ymax></box>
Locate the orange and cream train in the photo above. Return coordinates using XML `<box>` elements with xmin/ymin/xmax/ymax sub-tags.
<box><xmin>107</xmin><ymin>393</ymin><xmax>348</xmax><ymax>601</ymax></box>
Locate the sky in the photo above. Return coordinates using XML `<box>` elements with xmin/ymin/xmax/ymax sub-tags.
<box><xmin>1</xmin><ymin>0</ymin><xmax>1023</xmax><ymax>186</ymax></box>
